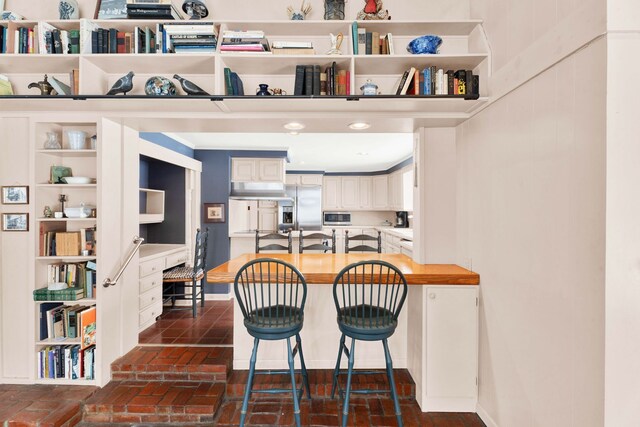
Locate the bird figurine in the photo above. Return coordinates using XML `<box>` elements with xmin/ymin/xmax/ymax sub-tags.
<box><xmin>106</xmin><ymin>71</ymin><xmax>135</xmax><ymax>95</ymax></box>
<box><xmin>173</xmin><ymin>74</ymin><xmax>210</xmax><ymax>96</ymax></box>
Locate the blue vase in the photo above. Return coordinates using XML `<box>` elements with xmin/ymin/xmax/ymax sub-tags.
<box><xmin>407</xmin><ymin>35</ymin><xmax>442</xmax><ymax>54</ymax></box>
<box><xmin>256</xmin><ymin>84</ymin><xmax>271</xmax><ymax>96</ymax></box>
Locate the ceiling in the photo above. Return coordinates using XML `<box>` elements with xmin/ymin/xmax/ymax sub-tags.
<box><xmin>167</xmin><ymin>132</ymin><xmax>414</xmax><ymax>173</ymax></box>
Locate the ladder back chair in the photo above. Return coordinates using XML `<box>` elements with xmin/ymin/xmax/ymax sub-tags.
<box><xmin>162</xmin><ymin>228</ymin><xmax>209</xmax><ymax>318</ymax></box>
<box><xmin>255</xmin><ymin>229</ymin><xmax>293</xmax><ymax>253</ymax></box>
<box><xmin>299</xmin><ymin>228</ymin><xmax>336</xmax><ymax>253</ymax></box>
<box><xmin>234</xmin><ymin>258</ymin><xmax>311</xmax><ymax>427</ymax></box>
<box><xmin>331</xmin><ymin>260</ymin><xmax>408</xmax><ymax>427</ymax></box>
<box><xmin>344</xmin><ymin>230</ymin><xmax>382</xmax><ymax>253</ymax></box>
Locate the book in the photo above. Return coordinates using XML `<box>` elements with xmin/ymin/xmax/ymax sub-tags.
<box><xmin>304</xmin><ymin>64</ymin><xmax>313</xmax><ymax>95</ymax></box>
<box><xmin>371</xmin><ymin>31</ymin><xmax>380</xmax><ymax>54</ymax></box>
<box><xmin>365</xmin><ymin>31</ymin><xmax>372</xmax><ymax>55</ymax></box>
<box><xmin>395</xmin><ymin>70</ymin><xmax>409</xmax><ymax>95</ymax></box>
<box><xmin>466</xmin><ymin>70</ymin><xmax>475</xmax><ymax>95</ymax></box>
<box><xmin>357</xmin><ymin>28</ymin><xmax>366</xmax><ymax>55</ymax></box>
<box><xmin>39</xmin><ymin>302</ymin><xmax>63</xmax><ymax>340</ymax></box>
<box><xmin>56</xmin><ymin>232</ymin><xmax>80</xmax><ymax>256</ymax></box>
<box><xmin>34</xmin><ymin>287</ymin><xmax>85</xmax><ymax>302</ymax></box>
<box><xmin>230</xmin><ymin>72</ymin><xmax>239</xmax><ymax>96</ymax></box>
<box><xmin>455</xmin><ymin>70</ymin><xmax>466</xmax><ymax>95</ymax></box>
<box><xmin>312</xmin><ymin>65</ymin><xmax>321</xmax><ymax>96</ymax></box>
<box><xmin>271</xmin><ymin>40</ymin><xmax>312</xmax><ymax>49</ymax></box>
<box><xmin>319</xmin><ymin>72</ymin><xmax>327</xmax><ymax>95</ymax></box>
<box><xmin>271</xmin><ymin>47</ymin><xmax>315</xmax><ymax>55</ymax></box>
<box><xmin>351</xmin><ymin>21</ymin><xmax>358</xmax><ymax>55</ymax></box>
<box><xmin>79</xmin><ymin>306</ymin><xmax>96</xmax><ymax>350</ymax></box>
<box><xmin>223</xmin><ymin>67</ymin><xmax>233</xmax><ymax>95</ymax></box>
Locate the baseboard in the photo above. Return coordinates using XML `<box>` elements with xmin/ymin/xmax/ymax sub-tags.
<box><xmin>166</xmin><ymin>293</ymin><xmax>233</xmax><ymax>306</ymax></box>
<box><xmin>423</xmin><ymin>397</ymin><xmax>477</xmax><ymax>413</ymax></box>
<box><xmin>477</xmin><ymin>403</ymin><xmax>499</xmax><ymax>427</ymax></box>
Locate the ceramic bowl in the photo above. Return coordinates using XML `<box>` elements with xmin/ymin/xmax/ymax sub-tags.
<box><xmin>64</xmin><ymin>205</ymin><xmax>95</xmax><ymax>218</ymax></box>
<box><xmin>62</xmin><ymin>176</ymin><xmax>92</xmax><ymax>184</ymax></box>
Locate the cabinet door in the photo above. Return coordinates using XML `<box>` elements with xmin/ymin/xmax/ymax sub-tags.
<box><xmin>372</xmin><ymin>175</ymin><xmax>388</xmax><ymax>210</ymax></box>
<box><xmin>285</xmin><ymin>174</ymin><xmax>300</xmax><ymax>186</ymax></box>
<box><xmin>258</xmin><ymin>159</ymin><xmax>284</xmax><ymax>182</ymax></box>
<box><xmin>426</xmin><ymin>287</ymin><xmax>478</xmax><ymax>405</ymax></box>
<box><xmin>300</xmin><ymin>174</ymin><xmax>323</xmax><ymax>186</ymax></box>
<box><xmin>401</xmin><ymin>166</ymin><xmax>414</xmax><ymax>211</ymax></box>
<box><xmin>231</xmin><ymin>158</ymin><xmax>256</xmax><ymax>182</ymax></box>
<box><xmin>258</xmin><ymin>209</ymin><xmax>278</xmax><ymax>232</ymax></box>
<box><xmin>228</xmin><ymin>200</ymin><xmax>258</xmax><ymax>233</ymax></box>
<box><xmin>359</xmin><ymin>177</ymin><xmax>372</xmax><ymax>209</ymax></box>
<box><xmin>323</xmin><ymin>177</ymin><xmax>341</xmax><ymax>210</ymax></box>
<box><xmin>341</xmin><ymin>177</ymin><xmax>360</xmax><ymax>210</ymax></box>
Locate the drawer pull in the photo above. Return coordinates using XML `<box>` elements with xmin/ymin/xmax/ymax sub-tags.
<box><xmin>152</xmin><ymin>267</ymin><xmax>156</xmax><ymax>271</ymax></box>
<box><xmin>429</xmin><ymin>293</ymin><xmax>436</xmax><ymax>300</ymax></box>
<box><xmin>152</xmin><ymin>281</ymin><xmax>156</xmax><ymax>286</ymax></box>
<box><xmin>151</xmin><ymin>297</ymin><xmax>155</xmax><ymax>301</ymax></box>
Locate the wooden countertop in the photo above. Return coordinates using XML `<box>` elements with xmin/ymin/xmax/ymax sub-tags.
<box><xmin>206</xmin><ymin>253</ymin><xmax>479</xmax><ymax>285</ymax></box>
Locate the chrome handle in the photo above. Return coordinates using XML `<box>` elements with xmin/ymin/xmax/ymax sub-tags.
<box><xmin>102</xmin><ymin>236</ymin><xmax>145</xmax><ymax>287</ymax></box>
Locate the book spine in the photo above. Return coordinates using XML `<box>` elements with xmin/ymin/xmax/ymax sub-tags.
<box><xmin>365</xmin><ymin>32</ymin><xmax>372</xmax><ymax>55</ymax></box>
<box><xmin>69</xmin><ymin>30</ymin><xmax>80</xmax><ymax>54</ymax></box>
<box><xmin>357</xmin><ymin>28</ymin><xmax>366</xmax><ymax>55</ymax></box>
<box><xmin>304</xmin><ymin>64</ymin><xmax>313</xmax><ymax>96</ymax></box>
<box><xmin>223</xmin><ymin>67</ymin><xmax>233</xmax><ymax>95</ymax></box>
<box><xmin>312</xmin><ymin>65</ymin><xmax>320</xmax><ymax>96</ymax></box>
<box><xmin>447</xmin><ymin>70</ymin><xmax>454</xmax><ymax>95</ymax></box>
<box><xmin>109</xmin><ymin>28</ymin><xmax>117</xmax><ymax>54</ymax></box>
<box><xmin>396</xmin><ymin>71</ymin><xmax>408</xmax><ymax>95</ymax></box>
<box><xmin>351</xmin><ymin>21</ymin><xmax>358</xmax><ymax>55</ymax></box>
<box><xmin>466</xmin><ymin>70</ymin><xmax>474</xmax><ymax>96</ymax></box>
<box><xmin>319</xmin><ymin>72</ymin><xmax>327</xmax><ymax>96</ymax></box>
<box><xmin>371</xmin><ymin>31</ymin><xmax>380</xmax><ymax>55</ymax></box>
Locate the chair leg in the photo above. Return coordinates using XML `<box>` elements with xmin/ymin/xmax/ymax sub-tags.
<box><xmin>383</xmin><ymin>339</ymin><xmax>403</xmax><ymax>427</ymax></box>
<box><xmin>286</xmin><ymin>338</ymin><xmax>302</xmax><ymax>427</ymax></box>
<box><xmin>295</xmin><ymin>334</ymin><xmax>311</xmax><ymax>400</ymax></box>
<box><xmin>341</xmin><ymin>338</ymin><xmax>356</xmax><ymax>427</ymax></box>
<box><xmin>200</xmin><ymin>278</ymin><xmax>205</xmax><ymax>307</ymax></box>
<box><xmin>240</xmin><ymin>338</ymin><xmax>259</xmax><ymax>427</ymax></box>
<box><xmin>331</xmin><ymin>333</ymin><xmax>346</xmax><ymax>399</ymax></box>
<box><xmin>189</xmin><ymin>279</ymin><xmax>196</xmax><ymax>317</ymax></box>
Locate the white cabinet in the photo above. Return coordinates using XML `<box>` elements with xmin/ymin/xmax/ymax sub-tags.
<box><xmin>258</xmin><ymin>209</ymin><xmax>278</xmax><ymax>232</ymax></box>
<box><xmin>425</xmin><ymin>287</ymin><xmax>478</xmax><ymax>410</ymax></box>
<box><xmin>372</xmin><ymin>175</ymin><xmax>389</xmax><ymax>210</ymax></box>
<box><xmin>323</xmin><ymin>177</ymin><xmax>342</xmax><ymax>210</ymax></box>
<box><xmin>359</xmin><ymin>177</ymin><xmax>372</xmax><ymax>209</ymax></box>
<box><xmin>341</xmin><ymin>177</ymin><xmax>360</xmax><ymax>210</ymax></box>
<box><xmin>286</xmin><ymin>174</ymin><xmax>323</xmax><ymax>186</ymax></box>
<box><xmin>388</xmin><ymin>165</ymin><xmax>413</xmax><ymax>211</ymax></box>
<box><xmin>228</xmin><ymin>200</ymin><xmax>258</xmax><ymax>234</ymax></box>
<box><xmin>231</xmin><ymin>158</ymin><xmax>285</xmax><ymax>183</ymax></box>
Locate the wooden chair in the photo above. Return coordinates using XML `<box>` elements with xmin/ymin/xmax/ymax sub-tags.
<box><xmin>344</xmin><ymin>230</ymin><xmax>382</xmax><ymax>253</ymax></box>
<box><xmin>299</xmin><ymin>228</ymin><xmax>336</xmax><ymax>253</ymax></box>
<box><xmin>255</xmin><ymin>229</ymin><xmax>292</xmax><ymax>253</ymax></box>
<box><xmin>162</xmin><ymin>228</ymin><xmax>209</xmax><ymax>318</ymax></box>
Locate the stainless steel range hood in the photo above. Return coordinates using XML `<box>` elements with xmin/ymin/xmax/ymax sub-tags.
<box><xmin>229</xmin><ymin>182</ymin><xmax>292</xmax><ymax>201</ymax></box>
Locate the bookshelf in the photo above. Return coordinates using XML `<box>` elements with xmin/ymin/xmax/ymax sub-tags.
<box><xmin>33</xmin><ymin>119</ymin><xmax>99</xmax><ymax>385</ymax></box>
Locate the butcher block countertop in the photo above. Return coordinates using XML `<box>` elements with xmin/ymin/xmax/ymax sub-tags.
<box><xmin>207</xmin><ymin>253</ymin><xmax>479</xmax><ymax>285</ymax></box>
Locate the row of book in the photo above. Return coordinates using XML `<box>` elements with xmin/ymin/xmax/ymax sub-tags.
<box><xmin>352</xmin><ymin>22</ymin><xmax>394</xmax><ymax>55</ymax></box>
<box><xmin>39</xmin><ymin>303</ymin><xmax>95</xmax><ymax>343</ymax></box>
<box><xmin>126</xmin><ymin>1</ymin><xmax>180</xmax><ymax>20</ymax></box>
<box><xmin>223</xmin><ymin>68</ymin><xmax>245</xmax><ymax>95</ymax></box>
<box><xmin>38</xmin><ymin>344</ymin><xmax>95</xmax><ymax>380</ymax></box>
<box><xmin>41</xmin><ymin>261</ymin><xmax>97</xmax><ymax>299</ymax></box>
<box><xmin>39</xmin><ymin>224</ymin><xmax>97</xmax><ymax>257</ymax></box>
<box><xmin>0</xmin><ymin>24</ymin><xmax>80</xmax><ymax>54</ymax></box>
<box><xmin>219</xmin><ymin>30</ymin><xmax>269</xmax><ymax>53</ymax></box>
<box><xmin>395</xmin><ymin>67</ymin><xmax>480</xmax><ymax>96</ymax></box>
<box><xmin>91</xmin><ymin>27</ymin><xmax>155</xmax><ymax>54</ymax></box>
<box><xmin>294</xmin><ymin>62</ymin><xmax>349</xmax><ymax>96</ymax></box>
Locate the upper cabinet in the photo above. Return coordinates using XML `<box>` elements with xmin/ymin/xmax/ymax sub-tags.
<box><xmin>388</xmin><ymin>166</ymin><xmax>413</xmax><ymax>211</ymax></box>
<box><xmin>286</xmin><ymin>174</ymin><xmax>323</xmax><ymax>186</ymax></box>
<box><xmin>323</xmin><ymin>176</ymin><xmax>342</xmax><ymax>210</ymax></box>
<box><xmin>231</xmin><ymin>158</ymin><xmax>285</xmax><ymax>183</ymax></box>
<box><xmin>372</xmin><ymin>175</ymin><xmax>389</xmax><ymax>210</ymax></box>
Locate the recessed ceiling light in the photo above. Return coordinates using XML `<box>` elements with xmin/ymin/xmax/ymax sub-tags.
<box><xmin>348</xmin><ymin>122</ymin><xmax>371</xmax><ymax>130</ymax></box>
<box><xmin>284</xmin><ymin>122</ymin><xmax>305</xmax><ymax>130</ymax></box>
<box><xmin>288</xmin><ymin>131</ymin><xmax>299</xmax><ymax>136</ymax></box>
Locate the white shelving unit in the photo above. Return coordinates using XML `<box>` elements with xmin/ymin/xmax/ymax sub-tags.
<box><xmin>139</xmin><ymin>188</ymin><xmax>165</xmax><ymax>224</ymax></box>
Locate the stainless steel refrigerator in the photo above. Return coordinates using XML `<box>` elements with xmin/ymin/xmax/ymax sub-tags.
<box><xmin>278</xmin><ymin>185</ymin><xmax>322</xmax><ymax>231</ymax></box>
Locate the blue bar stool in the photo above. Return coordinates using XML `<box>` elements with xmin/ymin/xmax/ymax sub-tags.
<box><xmin>234</xmin><ymin>258</ymin><xmax>311</xmax><ymax>427</ymax></box>
<box><xmin>330</xmin><ymin>260</ymin><xmax>408</xmax><ymax>427</ymax></box>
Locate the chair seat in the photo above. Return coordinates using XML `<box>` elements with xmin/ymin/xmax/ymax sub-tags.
<box><xmin>163</xmin><ymin>266</ymin><xmax>204</xmax><ymax>282</ymax></box>
<box><xmin>245</xmin><ymin>305</ymin><xmax>304</xmax><ymax>340</ymax></box>
<box><xmin>337</xmin><ymin>305</ymin><xmax>398</xmax><ymax>340</ymax></box>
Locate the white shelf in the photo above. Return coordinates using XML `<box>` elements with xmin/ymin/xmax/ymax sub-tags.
<box><xmin>36</xmin><ymin>184</ymin><xmax>96</xmax><ymax>188</ymax></box>
<box><xmin>36</xmin><ymin>256</ymin><xmax>96</xmax><ymax>261</ymax></box>
<box><xmin>36</xmin><ymin>338</ymin><xmax>81</xmax><ymax>345</ymax></box>
<box><xmin>140</xmin><ymin>188</ymin><xmax>165</xmax><ymax>224</ymax></box>
<box><xmin>0</xmin><ymin>54</ymin><xmax>80</xmax><ymax>73</ymax></box>
<box><xmin>36</xmin><ymin>217</ymin><xmax>97</xmax><ymax>222</ymax></box>
<box><xmin>35</xmin><ymin>299</ymin><xmax>96</xmax><ymax>305</ymax></box>
<box><xmin>83</xmin><ymin>53</ymin><xmax>215</xmax><ymax>75</ymax></box>
<box><xmin>36</xmin><ymin>149</ymin><xmax>97</xmax><ymax>157</ymax></box>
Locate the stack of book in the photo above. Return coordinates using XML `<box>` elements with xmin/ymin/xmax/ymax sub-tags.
<box><xmin>126</xmin><ymin>0</ymin><xmax>173</xmax><ymax>19</ymax></box>
<box><xmin>271</xmin><ymin>40</ymin><xmax>314</xmax><ymax>55</ymax></box>
<box><xmin>39</xmin><ymin>223</ymin><xmax>97</xmax><ymax>257</ymax></box>
<box><xmin>39</xmin><ymin>23</ymin><xmax>79</xmax><ymax>54</ymax></box>
<box><xmin>395</xmin><ymin>67</ymin><xmax>480</xmax><ymax>96</ymax></box>
<box><xmin>220</xmin><ymin>30</ymin><xmax>270</xmax><ymax>53</ymax></box>
<box><xmin>158</xmin><ymin>22</ymin><xmax>218</xmax><ymax>54</ymax></box>
<box><xmin>40</xmin><ymin>260</ymin><xmax>97</xmax><ymax>299</ymax></box>
<box><xmin>352</xmin><ymin>22</ymin><xmax>393</xmax><ymax>55</ymax></box>
<box><xmin>223</xmin><ymin>68</ymin><xmax>245</xmax><ymax>95</ymax></box>
<box><xmin>294</xmin><ymin>62</ymin><xmax>349</xmax><ymax>96</ymax></box>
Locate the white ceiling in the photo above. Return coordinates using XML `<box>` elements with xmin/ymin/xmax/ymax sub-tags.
<box><xmin>166</xmin><ymin>132</ymin><xmax>413</xmax><ymax>173</ymax></box>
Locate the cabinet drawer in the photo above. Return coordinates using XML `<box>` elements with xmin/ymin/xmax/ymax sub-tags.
<box><xmin>140</xmin><ymin>258</ymin><xmax>164</xmax><ymax>277</ymax></box>
<box><xmin>139</xmin><ymin>300</ymin><xmax>163</xmax><ymax>326</ymax></box>
<box><xmin>165</xmin><ymin>250</ymin><xmax>188</xmax><ymax>270</ymax></box>
<box><xmin>139</xmin><ymin>286</ymin><xmax>162</xmax><ymax>310</ymax></box>
<box><xmin>258</xmin><ymin>200</ymin><xmax>278</xmax><ymax>208</ymax></box>
<box><xmin>139</xmin><ymin>272</ymin><xmax>162</xmax><ymax>294</ymax></box>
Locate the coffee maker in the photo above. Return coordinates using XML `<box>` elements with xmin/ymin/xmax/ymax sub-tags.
<box><xmin>395</xmin><ymin>211</ymin><xmax>409</xmax><ymax>228</ymax></box>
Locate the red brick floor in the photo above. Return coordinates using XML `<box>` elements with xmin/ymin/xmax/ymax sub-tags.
<box><xmin>138</xmin><ymin>300</ymin><xmax>233</xmax><ymax>345</ymax></box>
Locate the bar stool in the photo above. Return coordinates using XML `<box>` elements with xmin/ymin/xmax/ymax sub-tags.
<box><xmin>344</xmin><ymin>230</ymin><xmax>382</xmax><ymax>253</ymax></box>
<box><xmin>299</xmin><ymin>228</ymin><xmax>336</xmax><ymax>253</ymax></box>
<box><xmin>255</xmin><ymin>229</ymin><xmax>293</xmax><ymax>253</ymax></box>
<box><xmin>331</xmin><ymin>260</ymin><xmax>408</xmax><ymax>427</ymax></box>
<box><xmin>234</xmin><ymin>258</ymin><xmax>311</xmax><ymax>427</ymax></box>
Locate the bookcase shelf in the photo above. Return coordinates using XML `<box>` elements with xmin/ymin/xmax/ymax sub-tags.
<box><xmin>36</xmin><ymin>256</ymin><xmax>97</xmax><ymax>261</ymax></box>
<box><xmin>35</xmin><ymin>299</ymin><xmax>97</xmax><ymax>305</ymax></box>
<box><xmin>37</xmin><ymin>217</ymin><xmax>97</xmax><ymax>222</ymax></box>
<box><xmin>36</xmin><ymin>149</ymin><xmax>97</xmax><ymax>157</ymax></box>
<box><xmin>35</xmin><ymin>378</ymin><xmax>97</xmax><ymax>386</ymax></box>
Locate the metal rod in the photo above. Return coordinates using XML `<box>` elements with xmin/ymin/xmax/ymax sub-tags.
<box><xmin>102</xmin><ymin>236</ymin><xmax>144</xmax><ymax>288</ymax></box>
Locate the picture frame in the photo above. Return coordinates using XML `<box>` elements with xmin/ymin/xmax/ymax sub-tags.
<box><xmin>94</xmin><ymin>0</ymin><xmax>127</xmax><ymax>19</ymax></box>
<box><xmin>204</xmin><ymin>203</ymin><xmax>225</xmax><ymax>223</ymax></box>
<box><xmin>1</xmin><ymin>186</ymin><xmax>29</xmax><ymax>204</ymax></box>
<box><xmin>2</xmin><ymin>213</ymin><xmax>29</xmax><ymax>232</ymax></box>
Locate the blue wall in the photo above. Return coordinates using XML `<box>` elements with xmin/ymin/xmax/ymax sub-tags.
<box><xmin>140</xmin><ymin>133</ymin><xmax>195</xmax><ymax>158</ymax></box>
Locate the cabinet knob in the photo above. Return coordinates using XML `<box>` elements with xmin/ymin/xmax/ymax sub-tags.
<box><xmin>151</xmin><ymin>297</ymin><xmax>155</xmax><ymax>301</ymax></box>
<box><xmin>152</xmin><ymin>267</ymin><xmax>156</xmax><ymax>271</ymax></box>
<box><xmin>429</xmin><ymin>293</ymin><xmax>436</xmax><ymax>300</ymax></box>
<box><xmin>152</xmin><ymin>281</ymin><xmax>156</xmax><ymax>286</ymax></box>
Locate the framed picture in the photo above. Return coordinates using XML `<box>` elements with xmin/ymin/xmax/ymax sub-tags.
<box><xmin>2</xmin><ymin>213</ymin><xmax>29</xmax><ymax>231</ymax></box>
<box><xmin>204</xmin><ymin>203</ymin><xmax>225</xmax><ymax>223</ymax></box>
<box><xmin>2</xmin><ymin>186</ymin><xmax>29</xmax><ymax>204</ymax></box>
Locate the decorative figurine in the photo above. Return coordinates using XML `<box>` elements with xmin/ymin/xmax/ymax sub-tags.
<box><xmin>58</xmin><ymin>194</ymin><xmax>68</xmax><ymax>218</ymax></box>
<box><xmin>324</xmin><ymin>0</ymin><xmax>345</xmax><ymax>20</ymax></box>
<box><xmin>58</xmin><ymin>0</ymin><xmax>79</xmax><ymax>19</ymax></box>
<box><xmin>182</xmin><ymin>0</ymin><xmax>208</xmax><ymax>20</ymax></box>
<box><xmin>28</xmin><ymin>74</ymin><xmax>55</xmax><ymax>96</ymax></box>
<box><xmin>43</xmin><ymin>132</ymin><xmax>62</xmax><ymax>150</ymax></box>
<box><xmin>144</xmin><ymin>76</ymin><xmax>177</xmax><ymax>96</ymax></box>
<box><xmin>326</xmin><ymin>32</ymin><xmax>344</xmax><ymax>55</ymax></box>
<box><xmin>106</xmin><ymin>71</ymin><xmax>135</xmax><ymax>95</ymax></box>
<box><xmin>43</xmin><ymin>206</ymin><xmax>53</xmax><ymax>219</ymax></box>
<box><xmin>173</xmin><ymin>74</ymin><xmax>209</xmax><ymax>96</ymax></box>
<box><xmin>360</xmin><ymin>79</ymin><xmax>378</xmax><ymax>95</ymax></box>
<box><xmin>407</xmin><ymin>35</ymin><xmax>442</xmax><ymax>54</ymax></box>
<box><xmin>288</xmin><ymin>0</ymin><xmax>311</xmax><ymax>20</ymax></box>
<box><xmin>356</xmin><ymin>0</ymin><xmax>390</xmax><ymax>20</ymax></box>
<box><xmin>256</xmin><ymin>84</ymin><xmax>272</xmax><ymax>96</ymax></box>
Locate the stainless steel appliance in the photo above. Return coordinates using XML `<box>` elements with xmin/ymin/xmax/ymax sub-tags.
<box><xmin>278</xmin><ymin>185</ymin><xmax>322</xmax><ymax>231</ymax></box>
<box><xmin>395</xmin><ymin>211</ymin><xmax>409</xmax><ymax>228</ymax></box>
<box><xmin>323</xmin><ymin>211</ymin><xmax>352</xmax><ymax>226</ymax></box>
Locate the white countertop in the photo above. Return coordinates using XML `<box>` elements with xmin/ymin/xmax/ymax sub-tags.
<box><xmin>139</xmin><ymin>243</ymin><xmax>187</xmax><ymax>261</ymax></box>
<box><xmin>230</xmin><ymin>227</ymin><xmax>414</xmax><ymax>241</ymax></box>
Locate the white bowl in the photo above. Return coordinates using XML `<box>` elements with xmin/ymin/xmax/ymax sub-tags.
<box><xmin>62</xmin><ymin>176</ymin><xmax>92</xmax><ymax>184</ymax></box>
<box><xmin>66</xmin><ymin>130</ymin><xmax>87</xmax><ymax>150</ymax></box>
<box><xmin>64</xmin><ymin>205</ymin><xmax>95</xmax><ymax>218</ymax></box>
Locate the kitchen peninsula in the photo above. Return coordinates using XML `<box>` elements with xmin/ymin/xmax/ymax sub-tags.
<box><xmin>207</xmin><ymin>252</ymin><xmax>480</xmax><ymax>411</ymax></box>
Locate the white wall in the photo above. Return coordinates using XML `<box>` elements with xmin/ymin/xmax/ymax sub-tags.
<box><xmin>456</xmin><ymin>36</ymin><xmax>606</xmax><ymax>427</ymax></box>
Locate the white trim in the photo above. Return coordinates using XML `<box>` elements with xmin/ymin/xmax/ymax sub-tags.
<box><xmin>206</xmin><ymin>293</ymin><xmax>233</xmax><ymax>301</ymax></box>
<box><xmin>477</xmin><ymin>404</ymin><xmax>499</xmax><ymax>427</ymax></box>
<box><xmin>139</xmin><ymin>138</ymin><xmax>202</xmax><ymax>172</ymax></box>
<box><xmin>423</xmin><ymin>397</ymin><xmax>477</xmax><ymax>413</ymax></box>
<box><xmin>162</xmin><ymin>132</ymin><xmax>196</xmax><ymax>149</ymax></box>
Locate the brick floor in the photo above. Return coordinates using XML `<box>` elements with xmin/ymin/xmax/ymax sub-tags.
<box><xmin>139</xmin><ymin>300</ymin><xmax>233</xmax><ymax>345</ymax></box>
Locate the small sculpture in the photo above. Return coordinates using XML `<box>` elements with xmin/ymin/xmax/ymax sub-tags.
<box><xmin>43</xmin><ymin>206</ymin><xmax>53</xmax><ymax>219</ymax></box>
<box><xmin>326</xmin><ymin>33</ymin><xmax>343</xmax><ymax>55</ymax></box>
<box><xmin>324</xmin><ymin>0</ymin><xmax>345</xmax><ymax>20</ymax></box>
<box><xmin>28</xmin><ymin>74</ymin><xmax>55</xmax><ymax>96</ymax></box>
<box><xmin>288</xmin><ymin>1</ymin><xmax>311</xmax><ymax>20</ymax></box>
<box><xmin>407</xmin><ymin>35</ymin><xmax>442</xmax><ymax>54</ymax></box>
<box><xmin>357</xmin><ymin>0</ymin><xmax>390</xmax><ymax>20</ymax></box>
<box><xmin>58</xmin><ymin>194</ymin><xmax>68</xmax><ymax>218</ymax></box>
<box><xmin>144</xmin><ymin>76</ymin><xmax>177</xmax><ymax>96</ymax></box>
<box><xmin>106</xmin><ymin>71</ymin><xmax>134</xmax><ymax>96</ymax></box>
<box><xmin>182</xmin><ymin>0</ymin><xmax>209</xmax><ymax>20</ymax></box>
<box><xmin>58</xmin><ymin>0</ymin><xmax>79</xmax><ymax>19</ymax></box>
<box><xmin>173</xmin><ymin>74</ymin><xmax>209</xmax><ymax>96</ymax></box>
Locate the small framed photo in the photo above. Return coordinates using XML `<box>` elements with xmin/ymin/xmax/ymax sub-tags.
<box><xmin>204</xmin><ymin>203</ymin><xmax>225</xmax><ymax>223</ymax></box>
<box><xmin>2</xmin><ymin>186</ymin><xmax>29</xmax><ymax>204</ymax></box>
<box><xmin>2</xmin><ymin>213</ymin><xmax>29</xmax><ymax>232</ymax></box>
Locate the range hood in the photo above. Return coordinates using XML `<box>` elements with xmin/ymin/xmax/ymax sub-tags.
<box><xmin>229</xmin><ymin>182</ymin><xmax>292</xmax><ymax>201</ymax></box>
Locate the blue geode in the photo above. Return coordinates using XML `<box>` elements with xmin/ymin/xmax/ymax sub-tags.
<box><xmin>407</xmin><ymin>35</ymin><xmax>442</xmax><ymax>54</ymax></box>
